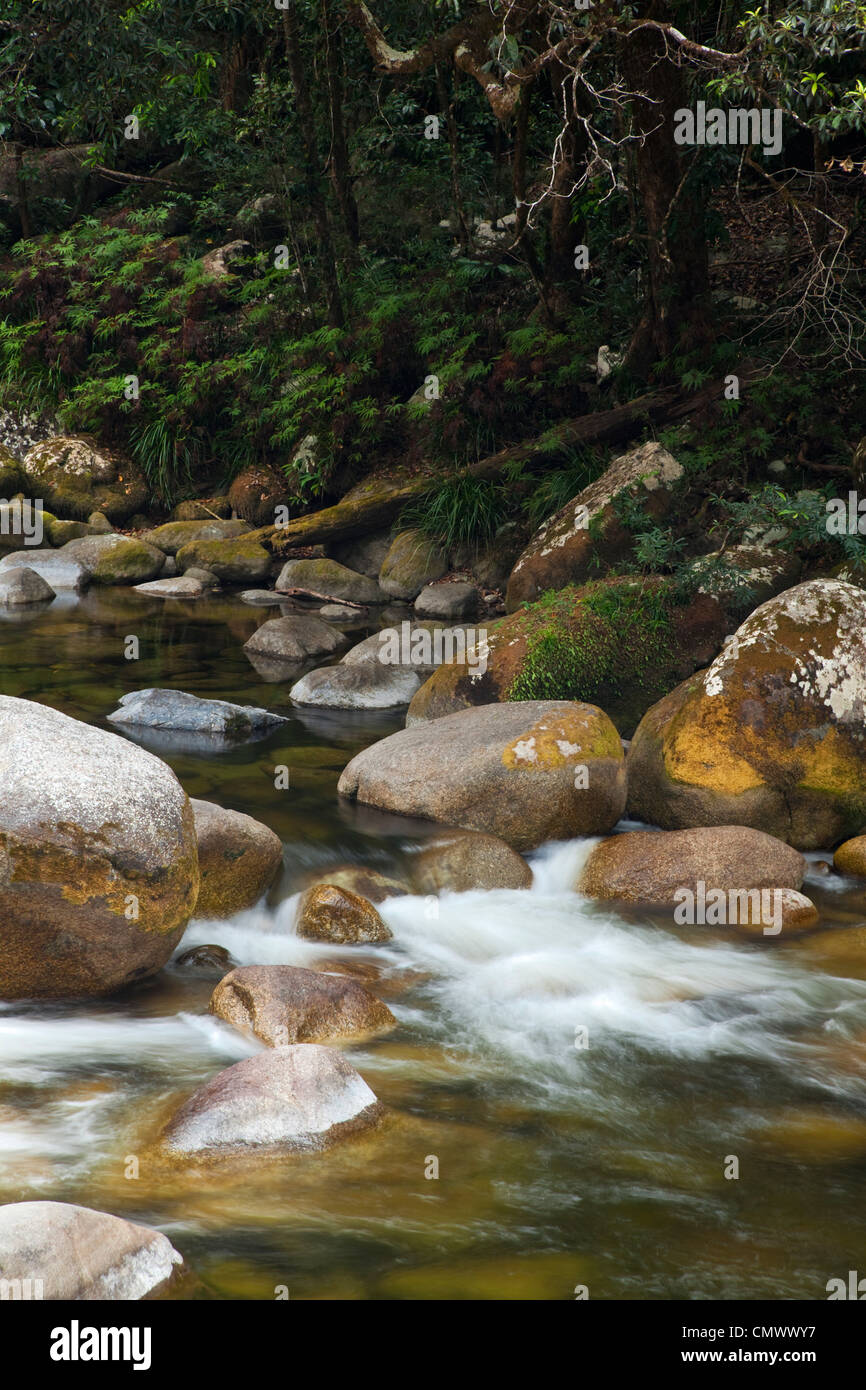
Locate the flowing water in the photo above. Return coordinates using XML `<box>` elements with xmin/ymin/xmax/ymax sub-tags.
<box><xmin>2</xmin><ymin>589</ymin><xmax>866</xmax><ymax>1300</ymax></box>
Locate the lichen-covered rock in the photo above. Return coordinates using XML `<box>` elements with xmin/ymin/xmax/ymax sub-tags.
<box><xmin>243</xmin><ymin>615</ymin><xmax>344</xmax><ymax>663</ymax></box>
<box><xmin>140</xmin><ymin>519</ymin><xmax>250</xmax><ymax>555</ymax></box>
<box><xmin>407</xmin><ymin>579</ymin><xmax>726</xmax><ymax>737</ymax></box>
<box><xmin>0</xmin><ymin>445</ymin><xmax>27</xmax><ymax>496</ymax></box>
<box><xmin>22</xmin><ymin>436</ymin><xmax>148</xmax><ymax>523</ymax></box>
<box><xmin>407</xmin><ymin>830</ymin><xmax>532</xmax><ymax>893</ymax></box>
<box><xmin>0</xmin><ymin>1201</ymin><xmax>183</xmax><ymax>1300</ymax></box>
<box><xmin>275</xmin><ymin>557</ymin><xmax>385</xmax><ymax>604</ymax></box>
<box><xmin>60</xmin><ymin>534</ymin><xmax>165</xmax><ymax>585</ymax></box>
<box><xmin>210</xmin><ymin>965</ymin><xmax>395</xmax><ymax>1046</ymax></box>
<box><xmin>506</xmin><ymin>441</ymin><xmax>683</xmax><ymax>610</ymax></box>
<box><xmin>0</xmin><ymin>696</ymin><xmax>199</xmax><ymax>998</ymax></box>
<box><xmin>175</xmin><ymin>537</ymin><xmax>272</xmax><ymax>584</ymax></box>
<box><xmin>191</xmin><ymin>799</ymin><xmax>282</xmax><ymax>917</ymax></box>
<box><xmin>0</xmin><ymin>567</ymin><xmax>55</xmax><ymax>606</ymax></box>
<box><xmin>379</xmin><ymin>529</ymin><xmax>448</xmax><ymax>600</ymax></box>
<box><xmin>339</xmin><ymin>700</ymin><xmax>626</xmax><ymax>852</ymax></box>
<box><xmin>627</xmin><ymin>579</ymin><xmax>866</xmax><ymax>849</ymax></box>
<box><xmin>159</xmin><ymin>1046</ymin><xmax>382</xmax><ymax>1157</ymax></box>
<box><xmin>687</xmin><ymin>544</ymin><xmax>802</xmax><ymax>616</ymax></box>
<box><xmin>296</xmin><ymin>884</ymin><xmax>393</xmax><ymax>943</ymax></box>
<box><xmin>577</xmin><ymin>826</ymin><xmax>805</xmax><ymax>903</ymax></box>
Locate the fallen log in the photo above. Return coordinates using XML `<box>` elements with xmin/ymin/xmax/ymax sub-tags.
<box><xmin>249</xmin><ymin>373</ymin><xmax>750</xmax><ymax>555</ymax></box>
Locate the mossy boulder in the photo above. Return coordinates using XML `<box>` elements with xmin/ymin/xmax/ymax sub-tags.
<box><xmin>687</xmin><ymin>543</ymin><xmax>802</xmax><ymax>617</ymax></box>
<box><xmin>141</xmin><ymin>519</ymin><xmax>250</xmax><ymax>555</ymax></box>
<box><xmin>22</xmin><ymin>436</ymin><xmax>148</xmax><ymax>523</ymax></box>
<box><xmin>191</xmin><ymin>800</ymin><xmax>283</xmax><ymax>917</ymax></box>
<box><xmin>60</xmin><ymin>534</ymin><xmax>165</xmax><ymax>585</ymax></box>
<box><xmin>407</xmin><ymin>578</ymin><xmax>727</xmax><ymax>737</ymax></box>
<box><xmin>0</xmin><ymin>696</ymin><xmax>199</xmax><ymax>999</ymax></box>
<box><xmin>176</xmin><ymin>537</ymin><xmax>272</xmax><ymax>584</ymax></box>
<box><xmin>0</xmin><ymin>446</ymin><xmax>28</xmax><ymax>496</ymax></box>
<box><xmin>627</xmin><ymin>579</ymin><xmax>866</xmax><ymax>850</ymax></box>
<box><xmin>833</xmin><ymin>836</ymin><xmax>866</xmax><ymax>876</ymax></box>
<box><xmin>379</xmin><ymin>529</ymin><xmax>448</xmax><ymax>600</ymax></box>
<box><xmin>170</xmin><ymin>496</ymin><xmax>232</xmax><ymax>521</ymax></box>
<box><xmin>339</xmin><ymin>700</ymin><xmax>627</xmax><ymax>852</ymax></box>
<box><xmin>506</xmin><ymin>441</ymin><xmax>683</xmax><ymax>610</ymax></box>
<box><xmin>275</xmin><ymin>557</ymin><xmax>385</xmax><ymax>604</ymax></box>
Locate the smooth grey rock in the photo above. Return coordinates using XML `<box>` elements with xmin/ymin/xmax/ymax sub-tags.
<box><xmin>133</xmin><ymin>576</ymin><xmax>205</xmax><ymax>599</ymax></box>
<box><xmin>290</xmin><ymin>662</ymin><xmax>421</xmax><ymax>709</ymax></box>
<box><xmin>107</xmin><ymin>688</ymin><xmax>290</xmax><ymax>739</ymax></box>
<box><xmin>414</xmin><ymin>581</ymin><xmax>480</xmax><ymax>619</ymax></box>
<box><xmin>0</xmin><ymin>549</ymin><xmax>89</xmax><ymax>591</ymax></box>
<box><xmin>0</xmin><ymin>566</ymin><xmax>55</xmax><ymax>606</ymax></box>
<box><xmin>239</xmin><ymin>589</ymin><xmax>284</xmax><ymax>606</ymax></box>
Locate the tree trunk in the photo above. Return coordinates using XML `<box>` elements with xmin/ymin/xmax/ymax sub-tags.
<box><xmin>282</xmin><ymin>4</ymin><xmax>344</xmax><ymax>327</ymax></box>
<box><xmin>544</xmin><ymin>61</ymin><xmax>588</xmax><ymax>305</ymax></box>
<box><xmin>322</xmin><ymin>0</ymin><xmax>360</xmax><ymax>247</ymax></box>
<box><xmin>621</xmin><ymin>11</ymin><xmax>712</xmax><ymax>377</ymax></box>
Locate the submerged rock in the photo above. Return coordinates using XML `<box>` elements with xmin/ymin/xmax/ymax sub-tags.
<box><xmin>210</xmin><ymin>965</ymin><xmax>395</xmax><ymax>1046</ymax></box>
<box><xmin>0</xmin><ymin>696</ymin><xmax>199</xmax><ymax>998</ymax></box>
<box><xmin>407</xmin><ymin>829</ymin><xmax>532</xmax><ymax>893</ymax></box>
<box><xmin>175</xmin><ymin>943</ymin><xmax>236</xmax><ymax>975</ymax></box>
<box><xmin>159</xmin><ymin>1046</ymin><xmax>382</xmax><ymax>1157</ymax></box>
<box><xmin>290</xmin><ymin>662</ymin><xmax>421</xmax><ymax>709</ymax></box>
<box><xmin>191</xmin><ymin>799</ymin><xmax>282</xmax><ymax>917</ymax></box>
<box><xmin>107</xmin><ymin>689</ymin><xmax>290</xmax><ymax>740</ymax></box>
<box><xmin>627</xmin><ymin>579</ymin><xmax>866</xmax><ymax>849</ymax></box>
<box><xmin>0</xmin><ymin>1201</ymin><xmax>183</xmax><ymax>1300</ymax></box>
<box><xmin>296</xmin><ymin>884</ymin><xmax>393</xmax><ymax>943</ymax></box>
<box><xmin>243</xmin><ymin>615</ymin><xmax>344</xmax><ymax>663</ymax></box>
<box><xmin>338</xmin><ymin>700</ymin><xmax>626</xmax><ymax>852</ymax></box>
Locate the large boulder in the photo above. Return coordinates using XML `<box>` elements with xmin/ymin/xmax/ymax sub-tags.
<box><xmin>159</xmin><ymin>1046</ymin><xmax>382</xmax><ymax>1158</ymax></box>
<box><xmin>329</xmin><ymin>530</ymin><xmax>393</xmax><ymax>579</ymax></box>
<box><xmin>289</xmin><ymin>663</ymin><xmax>421</xmax><ymax>709</ymax></box>
<box><xmin>140</xmin><ymin>520</ymin><xmax>250</xmax><ymax>555</ymax></box>
<box><xmin>22</xmin><ymin>436</ymin><xmax>148</xmax><ymax>523</ymax></box>
<box><xmin>0</xmin><ymin>1201</ymin><xmax>183</xmax><ymax>1300</ymax></box>
<box><xmin>0</xmin><ymin>549</ymin><xmax>89</xmax><ymax>591</ymax></box>
<box><xmin>506</xmin><ymin>441</ymin><xmax>683</xmax><ymax>610</ymax></box>
<box><xmin>407</xmin><ymin>830</ymin><xmax>532</xmax><ymax>893</ymax></box>
<box><xmin>0</xmin><ymin>696</ymin><xmax>199</xmax><ymax>998</ymax></box>
<box><xmin>59</xmin><ymin>534</ymin><xmax>165</xmax><ymax>585</ymax></box>
<box><xmin>414</xmin><ymin>581</ymin><xmax>480</xmax><ymax>620</ymax></box>
<box><xmin>627</xmin><ymin>580</ymin><xmax>866</xmax><ymax>849</ymax></box>
<box><xmin>107</xmin><ymin>689</ymin><xmax>289</xmax><ymax>741</ymax></box>
<box><xmin>191</xmin><ymin>799</ymin><xmax>282</xmax><ymax>917</ymax></box>
<box><xmin>687</xmin><ymin>543</ymin><xmax>802</xmax><ymax>617</ymax></box>
<box><xmin>275</xmin><ymin>558</ymin><xmax>384</xmax><ymax>604</ymax></box>
<box><xmin>175</xmin><ymin>537</ymin><xmax>272</xmax><ymax>584</ymax></box>
<box><xmin>577</xmin><ymin>826</ymin><xmax>805</xmax><ymax>903</ymax></box>
<box><xmin>296</xmin><ymin>884</ymin><xmax>393</xmax><ymax>943</ymax></box>
<box><xmin>406</xmin><ymin>579</ymin><xmax>726</xmax><ymax>736</ymax></box>
<box><xmin>210</xmin><ymin>965</ymin><xmax>395</xmax><ymax>1046</ymax></box>
<box><xmin>378</xmin><ymin>530</ymin><xmax>448</xmax><ymax>600</ymax></box>
<box><xmin>243</xmin><ymin>615</ymin><xmax>344</xmax><ymax>663</ymax></box>
<box><xmin>227</xmin><ymin>464</ymin><xmax>290</xmax><ymax>527</ymax></box>
<box><xmin>338</xmin><ymin>700</ymin><xmax>627</xmax><ymax>852</ymax></box>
